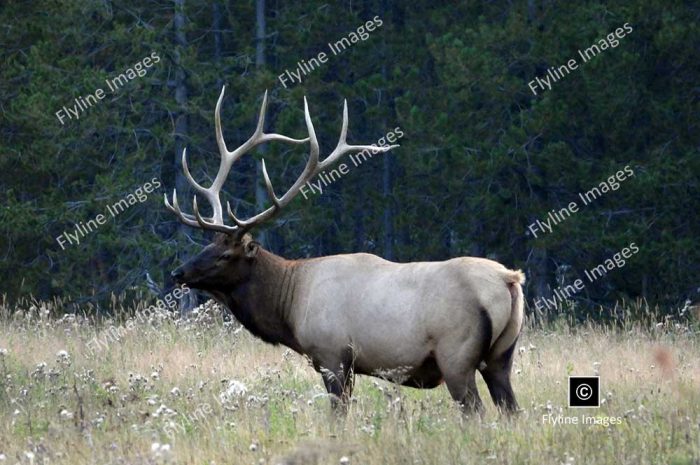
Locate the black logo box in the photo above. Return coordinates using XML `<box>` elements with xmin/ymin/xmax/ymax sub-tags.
<box><xmin>568</xmin><ymin>376</ymin><xmax>600</xmax><ymax>408</ymax></box>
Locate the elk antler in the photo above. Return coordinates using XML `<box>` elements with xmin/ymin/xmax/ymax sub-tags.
<box><xmin>165</xmin><ymin>86</ymin><xmax>399</xmax><ymax>237</ymax></box>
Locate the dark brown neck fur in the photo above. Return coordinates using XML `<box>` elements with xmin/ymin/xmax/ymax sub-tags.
<box><xmin>211</xmin><ymin>249</ymin><xmax>303</xmax><ymax>353</ymax></box>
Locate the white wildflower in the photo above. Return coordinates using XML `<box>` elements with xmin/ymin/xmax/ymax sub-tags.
<box><xmin>56</xmin><ymin>350</ymin><xmax>71</xmax><ymax>365</ymax></box>
<box><xmin>151</xmin><ymin>442</ymin><xmax>172</xmax><ymax>458</ymax></box>
<box><xmin>153</xmin><ymin>404</ymin><xmax>177</xmax><ymax>418</ymax></box>
<box><xmin>360</xmin><ymin>424</ymin><xmax>376</xmax><ymax>436</ymax></box>
<box><xmin>219</xmin><ymin>380</ymin><xmax>247</xmax><ymax>403</ymax></box>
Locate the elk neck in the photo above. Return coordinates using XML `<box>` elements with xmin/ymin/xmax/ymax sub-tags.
<box><xmin>214</xmin><ymin>248</ymin><xmax>303</xmax><ymax>353</ymax></box>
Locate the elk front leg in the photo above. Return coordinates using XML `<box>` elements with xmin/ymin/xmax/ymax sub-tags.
<box><xmin>318</xmin><ymin>352</ymin><xmax>355</xmax><ymax>414</ymax></box>
<box><xmin>321</xmin><ymin>369</ymin><xmax>352</xmax><ymax>413</ymax></box>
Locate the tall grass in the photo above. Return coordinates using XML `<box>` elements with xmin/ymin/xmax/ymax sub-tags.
<box><xmin>0</xmin><ymin>298</ymin><xmax>698</xmax><ymax>465</ymax></box>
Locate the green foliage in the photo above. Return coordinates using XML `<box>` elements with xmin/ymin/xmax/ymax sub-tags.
<box><xmin>0</xmin><ymin>0</ymin><xmax>697</xmax><ymax>315</ymax></box>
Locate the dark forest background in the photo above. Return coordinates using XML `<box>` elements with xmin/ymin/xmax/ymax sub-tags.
<box><xmin>1</xmin><ymin>0</ymin><xmax>698</xmax><ymax>318</ymax></box>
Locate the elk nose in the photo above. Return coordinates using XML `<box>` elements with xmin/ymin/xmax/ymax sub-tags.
<box><xmin>170</xmin><ymin>268</ymin><xmax>184</xmax><ymax>282</ymax></box>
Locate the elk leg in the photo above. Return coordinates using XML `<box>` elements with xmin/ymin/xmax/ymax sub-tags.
<box><xmin>442</xmin><ymin>368</ymin><xmax>483</xmax><ymax>414</ymax></box>
<box><xmin>436</xmin><ymin>344</ymin><xmax>484</xmax><ymax>414</ymax></box>
<box><xmin>480</xmin><ymin>339</ymin><xmax>519</xmax><ymax>413</ymax></box>
<box><xmin>320</xmin><ymin>355</ymin><xmax>354</xmax><ymax>413</ymax></box>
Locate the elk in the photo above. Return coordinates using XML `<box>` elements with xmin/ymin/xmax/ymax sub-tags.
<box><xmin>166</xmin><ymin>87</ymin><xmax>525</xmax><ymax>414</ymax></box>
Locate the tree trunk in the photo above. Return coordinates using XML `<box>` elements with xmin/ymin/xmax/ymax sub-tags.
<box><xmin>524</xmin><ymin>0</ymin><xmax>550</xmax><ymax>319</ymax></box>
<box><xmin>173</xmin><ymin>0</ymin><xmax>197</xmax><ymax>312</ymax></box>
<box><xmin>353</xmin><ymin>188</ymin><xmax>367</xmax><ymax>252</ymax></box>
<box><xmin>173</xmin><ymin>0</ymin><xmax>188</xmax><ymax>228</ymax></box>
<box><xmin>380</xmin><ymin>0</ymin><xmax>395</xmax><ymax>261</ymax></box>
<box><xmin>254</xmin><ymin>0</ymin><xmax>269</xmax><ymax>248</ymax></box>
<box><xmin>382</xmin><ymin>141</ymin><xmax>394</xmax><ymax>260</ymax></box>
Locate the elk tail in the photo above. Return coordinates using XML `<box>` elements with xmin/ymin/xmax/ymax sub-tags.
<box><xmin>490</xmin><ymin>269</ymin><xmax>525</xmax><ymax>358</ymax></box>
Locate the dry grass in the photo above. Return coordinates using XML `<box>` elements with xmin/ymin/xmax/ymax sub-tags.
<box><xmin>0</xmin><ymin>299</ymin><xmax>698</xmax><ymax>465</ymax></box>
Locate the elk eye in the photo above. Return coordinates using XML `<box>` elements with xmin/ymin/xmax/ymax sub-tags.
<box><xmin>220</xmin><ymin>251</ymin><xmax>235</xmax><ymax>261</ymax></box>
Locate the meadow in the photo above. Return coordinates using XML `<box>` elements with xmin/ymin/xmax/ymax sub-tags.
<box><xmin>0</xmin><ymin>298</ymin><xmax>698</xmax><ymax>465</ymax></box>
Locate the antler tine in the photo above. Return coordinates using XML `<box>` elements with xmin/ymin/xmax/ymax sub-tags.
<box><xmin>317</xmin><ymin>99</ymin><xmax>399</xmax><ymax>173</ymax></box>
<box><xmin>228</xmin><ymin>96</ymin><xmax>322</xmax><ymax>232</ymax></box>
<box><xmin>261</xmin><ymin>159</ymin><xmax>281</xmax><ymax>208</ymax></box>
<box><xmin>180</xmin><ymin>148</ymin><xmax>208</xmax><ymax>195</ymax></box>
<box><xmin>229</xmin><ymin>90</ymin><xmax>311</xmax><ymax>162</ymax></box>
<box><xmin>191</xmin><ymin>196</ymin><xmax>239</xmax><ymax>235</ymax></box>
<box><xmin>164</xmin><ymin>189</ymin><xmax>200</xmax><ymax>228</ymax></box>
<box><xmin>275</xmin><ymin>96</ymin><xmax>321</xmax><ymax>205</ymax></box>
<box><xmin>226</xmin><ymin>201</ymin><xmax>247</xmax><ymax>228</ymax></box>
<box><xmin>214</xmin><ymin>85</ymin><xmax>229</xmax><ymax>159</ymax></box>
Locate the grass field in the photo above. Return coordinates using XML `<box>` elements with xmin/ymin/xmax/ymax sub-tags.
<box><xmin>0</xmin><ymin>298</ymin><xmax>698</xmax><ymax>465</ymax></box>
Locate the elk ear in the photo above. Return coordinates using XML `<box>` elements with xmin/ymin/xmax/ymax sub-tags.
<box><xmin>244</xmin><ymin>239</ymin><xmax>259</xmax><ymax>258</ymax></box>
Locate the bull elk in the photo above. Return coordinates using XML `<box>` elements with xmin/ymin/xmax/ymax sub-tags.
<box><xmin>166</xmin><ymin>87</ymin><xmax>525</xmax><ymax>414</ymax></box>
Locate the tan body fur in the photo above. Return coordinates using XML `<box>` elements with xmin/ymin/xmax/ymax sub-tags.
<box><xmin>294</xmin><ymin>254</ymin><xmax>522</xmax><ymax>379</ymax></box>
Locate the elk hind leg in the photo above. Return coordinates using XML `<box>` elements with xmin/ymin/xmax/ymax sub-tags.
<box><xmin>480</xmin><ymin>338</ymin><xmax>519</xmax><ymax>413</ymax></box>
<box><xmin>437</xmin><ymin>309</ymin><xmax>497</xmax><ymax>415</ymax></box>
<box><xmin>436</xmin><ymin>341</ymin><xmax>485</xmax><ymax>414</ymax></box>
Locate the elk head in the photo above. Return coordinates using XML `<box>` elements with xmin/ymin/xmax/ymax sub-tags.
<box><xmin>166</xmin><ymin>87</ymin><xmax>398</xmax><ymax>291</ymax></box>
